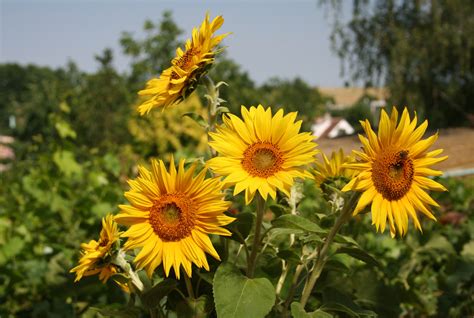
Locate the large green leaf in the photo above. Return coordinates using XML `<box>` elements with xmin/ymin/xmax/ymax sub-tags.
<box><xmin>271</xmin><ymin>214</ymin><xmax>325</xmax><ymax>234</ymax></box>
<box><xmin>213</xmin><ymin>263</ymin><xmax>275</xmax><ymax>318</ymax></box>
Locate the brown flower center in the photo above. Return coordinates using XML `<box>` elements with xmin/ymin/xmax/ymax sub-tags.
<box><xmin>149</xmin><ymin>193</ymin><xmax>196</xmax><ymax>242</ymax></box>
<box><xmin>170</xmin><ymin>48</ymin><xmax>199</xmax><ymax>80</ymax></box>
<box><xmin>372</xmin><ymin>149</ymin><xmax>414</xmax><ymax>201</ymax></box>
<box><xmin>98</xmin><ymin>238</ymin><xmax>109</xmax><ymax>247</ymax></box>
<box><xmin>242</xmin><ymin>142</ymin><xmax>284</xmax><ymax>178</ymax></box>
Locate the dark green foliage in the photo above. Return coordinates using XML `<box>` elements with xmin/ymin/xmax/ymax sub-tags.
<box><xmin>259</xmin><ymin>77</ymin><xmax>328</xmax><ymax>130</ymax></box>
<box><xmin>0</xmin><ymin>111</ymin><xmax>131</xmax><ymax>316</ymax></box>
<box><xmin>1</xmin><ymin>8</ymin><xmax>473</xmax><ymax>317</ymax></box>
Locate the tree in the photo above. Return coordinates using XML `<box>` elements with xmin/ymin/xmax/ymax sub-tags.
<box><xmin>120</xmin><ymin>11</ymin><xmax>183</xmax><ymax>90</ymax></box>
<box><xmin>259</xmin><ymin>77</ymin><xmax>328</xmax><ymax>130</ymax></box>
<box><xmin>325</xmin><ymin>0</ymin><xmax>474</xmax><ymax>127</ymax></box>
<box><xmin>70</xmin><ymin>48</ymin><xmax>133</xmax><ymax>150</ymax></box>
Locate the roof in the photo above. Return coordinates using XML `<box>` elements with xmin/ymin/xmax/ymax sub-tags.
<box><xmin>313</xmin><ymin>116</ymin><xmax>354</xmax><ymax>139</ymax></box>
<box><xmin>318</xmin><ymin>87</ymin><xmax>389</xmax><ymax>108</ymax></box>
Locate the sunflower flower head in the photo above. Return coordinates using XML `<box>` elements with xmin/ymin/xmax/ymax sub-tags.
<box><xmin>342</xmin><ymin>107</ymin><xmax>448</xmax><ymax>237</ymax></box>
<box><xmin>137</xmin><ymin>13</ymin><xmax>230</xmax><ymax>115</ymax></box>
<box><xmin>207</xmin><ymin>105</ymin><xmax>319</xmax><ymax>204</ymax></box>
<box><xmin>114</xmin><ymin>158</ymin><xmax>234</xmax><ymax>279</ymax></box>
<box><xmin>70</xmin><ymin>214</ymin><xmax>121</xmax><ymax>283</ymax></box>
<box><xmin>314</xmin><ymin>149</ymin><xmax>356</xmax><ymax>190</ymax></box>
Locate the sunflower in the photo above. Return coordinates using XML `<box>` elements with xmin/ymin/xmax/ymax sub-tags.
<box><xmin>137</xmin><ymin>13</ymin><xmax>229</xmax><ymax>115</ymax></box>
<box><xmin>207</xmin><ymin>105</ymin><xmax>319</xmax><ymax>204</ymax></box>
<box><xmin>314</xmin><ymin>149</ymin><xmax>355</xmax><ymax>187</ymax></box>
<box><xmin>342</xmin><ymin>107</ymin><xmax>447</xmax><ymax>237</ymax></box>
<box><xmin>114</xmin><ymin>159</ymin><xmax>234</xmax><ymax>279</ymax></box>
<box><xmin>70</xmin><ymin>214</ymin><xmax>121</xmax><ymax>283</ymax></box>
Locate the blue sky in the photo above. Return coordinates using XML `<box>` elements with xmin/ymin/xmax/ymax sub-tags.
<box><xmin>1</xmin><ymin>0</ymin><xmax>350</xmax><ymax>86</ymax></box>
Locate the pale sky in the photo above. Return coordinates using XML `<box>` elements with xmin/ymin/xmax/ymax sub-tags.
<box><xmin>1</xmin><ymin>0</ymin><xmax>350</xmax><ymax>86</ymax></box>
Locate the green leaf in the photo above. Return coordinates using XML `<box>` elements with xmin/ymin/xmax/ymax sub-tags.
<box><xmin>324</xmin><ymin>258</ymin><xmax>351</xmax><ymax>273</ymax></box>
<box><xmin>214</xmin><ymin>263</ymin><xmax>275</xmax><ymax>318</ymax></box>
<box><xmin>216</xmin><ymin>106</ymin><xmax>230</xmax><ymax>114</ymax></box>
<box><xmin>334</xmin><ymin>234</ymin><xmax>359</xmax><ymax>246</ymax></box>
<box><xmin>422</xmin><ymin>235</ymin><xmax>456</xmax><ymax>255</ymax></box>
<box><xmin>291</xmin><ymin>302</ymin><xmax>333</xmax><ymax>318</ymax></box>
<box><xmin>91</xmin><ymin>202</ymin><xmax>114</xmax><ymax>218</ymax></box>
<box><xmin>55</xmin><ymin>120</ymin><xmax>76</xmax><ymax>139</ymax></box>
<box><xmin>335</xmin><ymin>247</ymin><xmax>381</xmax><ymax>268</ymax></box>
<box><xmin>182</xmin><ymin>112</ymin><xmax>208</xmax><ymax>129</ymax></box>
<box><xmin>53</xmin><ymin>150</ymin><xmax>82</xmax><ymax>177</ymax></box>
<box><xmin>461</xmin><ymin>240</ymin><xmax>474</xmax><ymax>261</ymax></box>
<box><xmin>321</xmin><ymin>287</ymin><xmax>377</xmax><ymax>317</ymax></box>
<box><xmin>268</xmin><ymin>228</ymin><xmax>304</xmax><ymax>239</ymax></box>
<box><xmin>272</xmin><ymin>214</ymin><xmax>325</xmax><ymax>234</ymax></box>
<box><xmin>141</xmin><ymin>279</ymin><xmax>178</xmax><ymax>309</ymax></box>
<box><xmin>103</xmin><ymin>153</ymin><xmax>121</xmax><ymax>177</ymax></box>
<box><xmin>228</xmin><ymin>212</ymin><xmax>254</xmax><ymax>243</ymax></box>
<box><xmin>215</xmin><ymin>81</ymin><xmax>229</xmax><ymax>88</ymax></box>
<box><xmin>268</xmin><ymin>204</ymin><xmax>288</xmax><ymax>217</ymax></box>
<box><xmin>0</xmin><ymin>236</ymin><xmax>25</xmax><ymax>265</ymax></box>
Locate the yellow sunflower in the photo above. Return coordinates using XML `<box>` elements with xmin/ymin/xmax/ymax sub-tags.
<box><xmin>342</xmin><ymin>107</ymin><xmax>448</xmax><ymax>237</ymax></box>
<box><xmin>70</xmin><ymin>214</ymin><xmax>121</xmax><ymax>283</ymax></box>
<box><xmin>314</xmin><ymin>149</ymin><xmax>355</xmax><ymax>187</ymax></box>
<box><xmin>137</xmin><ymin>13</ymin><xmax>229</xmax><ymax>115</ymax></box>
<box><xmin>114</xmin><ymin>159</ymin><xmax>234</xmax><ymax>279</ymax></box>
<box><xmin>207</xmin><ymin>105</ymin><xmax>319</xmax><ymax>204</ymax></box>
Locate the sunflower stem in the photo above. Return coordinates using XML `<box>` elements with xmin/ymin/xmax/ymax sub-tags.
<box><xmin>112</xmin><ymin>250</ymin><xmax>144</xmax><ymax>292</ymax></box>
<box><xmin>184</xmin><ymin>274</ymin><xmax>195</xmax><ymax>300</ymax></box>
<box><xmin>203</xmin><ymin>75</ymin><xmax>218</xmax><ymax>157</ymax></box>
<box><xmin>247</xmin><ymin>194</ymin><xmax>266</xmax><ymax>278</ymax></box>
<box><xmin>299</xmin><ymin>192</ymin><xmax>360</xmax><ymax>308</ymax></box>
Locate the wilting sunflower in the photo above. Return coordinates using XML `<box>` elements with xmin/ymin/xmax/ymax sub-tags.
<box><xmin>70</xmin><ymin>214</ymin><xmax>121</xmax><ymax>283</ymax></box>
<box><xmin>207</xmin><ymin>105</ymin><xmax>319</xmax><ymax>204</ymax></box>
<box><xmin>314</xmin><ymin>149</ymin><xmax>355</xmax><ymax>187</ymax></box>
<box><xmin>137</xmin><ymin>13</ymin><xmax>229</xmax><ymax>115</ymax></box>
<box><xmin>343</xmin><ymin>107</ymin><xmax>447</xmax><ymax>237</ymax></box>
<box><xmin>115</xmin><ymin>159</ymin><xmax>234</xmax><ymax>279</ymax></box>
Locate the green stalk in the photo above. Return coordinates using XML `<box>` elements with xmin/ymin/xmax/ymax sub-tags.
<box><xmin>112</xmin><ymin>250</ymin><xmax>144</xmax><ymax>292</ymax></box>
<box><xmin>184</xmin><ymin>274</ymin><xmax>195</xmax><ymax>300</ymax></box>
<box><xmin>246</xmin><ymin>194</ymin><xmax>266</xmax><ymax>278</ymax></box>
<box><xmin>299</xmin><ymin>192</ymin><xmax>360</xmax><ymax>308</ymax></box>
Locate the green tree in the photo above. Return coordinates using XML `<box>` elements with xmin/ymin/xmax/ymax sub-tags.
<box><xmin>69</xmin><ymin>48</ymin><xmax>133</xmax><ymax>150</ymax></box>
<box><xmin>207</xmin><ymin>54</ymin><xmax>259</xmax><ymax>114</ymax></box>
<box><xmin>325</xmin><ymin>0</ymin><xmax>474</xmax><ymax>127</ymax></box>
<box><xmin>120</xmin><ymin>11</ymin><xmax>183</xmax><ymax>90</ymax></box>
<box><xmin>259</xmin><ymin>77</ymin><xmax>328</xmax><ymax>130</ymax></box>
<box><xmin>0</xmin><ymin>64</ymin><xmax>75</xmax><ymax>139</ymax></box>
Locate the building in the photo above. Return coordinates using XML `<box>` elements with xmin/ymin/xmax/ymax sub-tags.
<box><xmin>312</xmin><ymin>113</ymin><xmax>355</xmax><ymax>139</ymax></box>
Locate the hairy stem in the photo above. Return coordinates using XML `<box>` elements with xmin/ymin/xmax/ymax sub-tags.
<box><xmin>184</xmin><ymin>274</ymin><xmax>195</xmax><ymax>300</ymax></box>
<box><xmin>247</xmin><ymin>194</ymin><xmax>266</xmax><ymax>278</ymax></box>
<box><xmin>112</xmin><ymin>250</ymin><xmax>144</xmax><ymax>292</ymax></box>
<box><xmin>299</xmin><ymin>192</ymin><xmax>360</xmax><ymax>308</ymax></box>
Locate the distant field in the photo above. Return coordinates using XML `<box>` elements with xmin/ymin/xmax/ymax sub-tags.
<box><xmin>317</xmin><ymin>127</ymin><xmax>474</xmax><ymax>171</ymax></box>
